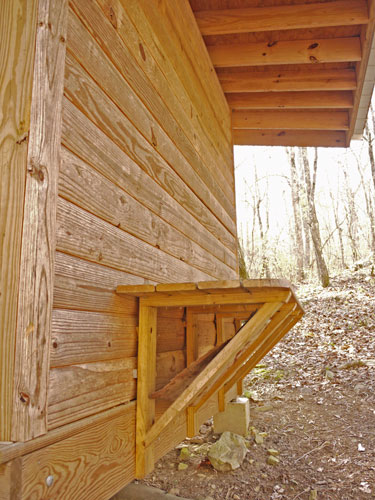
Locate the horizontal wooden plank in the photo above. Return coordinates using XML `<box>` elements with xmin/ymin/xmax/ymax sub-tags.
<box><xmin>60</xmin><ymin>147</ymin><xmax>235</xmax><ymax>279</ymax></box>
<box><xmin>100</xmin><ymin>0</ymin><xmax>234</xmax><ymax>189</ymax></box>
<box><xmin>54</xmin><ymin>252</ymin><xmax>141</xmax><ymax>314</ymax></box>
<box><xmin>79</xmin><ymin>1</ymin><xmax>235</xmax><ymax>201</ymax></box>
<box><xmin>226</xmin><ymin>90</ymin><xmax>354</xmax><ymax>109</ymax></box>
<box><xmin>66</xmin><ymin>12</ymin><xmax>235</xmax><ymax>223</ymax></box>
<box><xmin>195</xmin><ymin>1</ymin><xmax>368</xmax><ymax>36</ymax></box>
<box><xmin>50</xmin><ymin>310</ymin><xmax>138</xmax><ymax>367</ymax></box>
<box><xmin>209</xmin><ymin>37</ymin><xmax>361</xmax><ymax>67</ymax></box>
<box><xmin>0</xmin><ymin>402</ymin><xmax>135</xmax><ymax>465</ymax></box>
<box><xmin>48</xmin><ymin>358</ymin><xmax>136</xmax><ymax>429</ymax></box>
<box><xmin>61</xmin><ymin>99</ymin><xmax>237</xmax><ymax>271</ymax></box>
<box><xmin>64</xmin><ymin>53</ymin><xmax>236</xmax><ymax>243</ymax></box>
<box><xmin>130</xmin><ymin>0</ymin><xmax>231</xmax><ymax>144</ymax></box>
<box><xmin>19</xmin><ymin>403</ymin><xmax>135</xmax><ymax>500</ymax></box>
<box><xmin>156</xmin><ymin>350</ymin><xmax>186</xmax><ymax>391</ymax></box>
<box><xmin>232</xmin><ymin>109</ymin><xmax>349</xmax><ymax>130</ymax></box>
<box><xmin>157</xmin><ymin>316</ymin><xmax>186</xmax><ymax>353</ymax></box>
<box><xmin>233</xmin><ymin>129</ymin><xmax>347</xmax><ymax>147</ymax></box>
<box><xmin>56</xmin><ymin>197</ymin><xmax>213</xmax><ymax>284</ymax></box>
<box><xmin>219</xmin><ymin>68</ymin><xmax>357</xmax><ymax>92</ymax></box>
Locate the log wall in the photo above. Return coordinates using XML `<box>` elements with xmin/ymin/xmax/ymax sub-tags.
<box><xmin>50</xmin><ymin>0</ymin><xmax>237</xmax><ymax>430</ymax></box>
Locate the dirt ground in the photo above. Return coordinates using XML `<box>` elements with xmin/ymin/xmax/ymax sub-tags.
<box><xmin>141</xmin><ymin>264</ymin><xmax>375</xmax><ymax>500</ymax></box>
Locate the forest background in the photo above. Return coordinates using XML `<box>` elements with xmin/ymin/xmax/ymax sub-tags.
<box><xmin>235</xmin><ymin>104</ymin><xmax>375</xmax><ymax>287</ymax></box>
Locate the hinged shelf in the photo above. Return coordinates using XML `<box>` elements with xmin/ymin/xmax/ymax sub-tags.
<box><xmin>116</xmin><ymin>279</ymin><xmax>304</xmax><ymax>478</ymax></box>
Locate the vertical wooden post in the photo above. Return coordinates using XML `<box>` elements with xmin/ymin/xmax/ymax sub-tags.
<box><xmin>237</xmin><ymin>377</ymin><xmax>244</xmax><ymax>396</ymax></box>
<box><xmin>10</xmin><ymin>0</ymin><xmax>68</xmax><ymax>441</ymax></box>
<box><xmin>186</xmin><ymin>308</ymin><xmax>197</xmax><ymax>366</ymax></box>
<box><xmin>136</xmin><ymin>300</ymin><xmax>157</xmax><ymax>478</ymax></box>
<box><xmin>0</xmin><ymin>0</ymin><xmax>39</xmax><ymax>442</ymax></box>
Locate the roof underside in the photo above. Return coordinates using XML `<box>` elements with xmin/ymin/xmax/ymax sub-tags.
<box><xmin>190</xmin><ymin>0</ymin><xmax>375</xmax><ymax>147</ymax></box>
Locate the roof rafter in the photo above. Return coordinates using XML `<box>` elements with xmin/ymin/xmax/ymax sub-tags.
<box><xmin>195</xmin><ymin>0</ymin><xmax>368</xmax><ymax>36</ymax></box>
<box><xmin>208</xmin><ymin>37</ymin><xmax>361</xmax><ymax>67</ymax></box>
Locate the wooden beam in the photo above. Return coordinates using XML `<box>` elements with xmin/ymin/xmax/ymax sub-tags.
<box><xmin>145</xmin><ymin>299</ymin><xmax>288</xmax><ymax>447</ymax></box>
<box><xmin>233</xmin><ymin>129</ymin><xmax>347</xmax><ymax>147</ymax></box>
<box><xmin>186</xmin><ymin>309</ymin><xmax>197</xmax><ymax>366</ymax></box>
<box><xmin>219</xmin><ymin>68</ymin><xmax>357</xmax><ymax>93</ymax></box>
<box><xmin>195</xmin><ymin>0</ymin><xmax>368</xmax><ymax>36</ymax></box>
<box><xmin>226</xmin><ymin>91</ymin><xmax>354</xmax><ymax>110</ymax></box>
<box><xmin>141</xmin><ymin>290</ymin><xmax>291</xmax><ymax>307</ymax></box>
<box><xmin>208</xmin><ymin>37</ymin><xmax>361</xmax><ymax>68</ymax></box>
<box><xmin>224</xmin><ymin>314</ymin><xmax>303</xmax><ymax>393</ymax></box>
<box><xmin>188</xmin><ymin>303</ymin><xmax>296</xmax><ymax>415</ymax></box>
<box><xmin>0</xmin><ymin>0</ymin><xmax>38</xmax><ymax>442</ymax></box>
<box><xmin>232</xmin><ymin>110</ymin><xmax>349</xmax><ymax>130</ymax></box>
<box><xmin>136</xmin><ymin>302</ymin><xmax>157</xmax><ymax>479</ymax></box>
<box><xmin>11</xmin><ymin>0</ymin><xmax>68</xmax><ymax>442</ymax></box>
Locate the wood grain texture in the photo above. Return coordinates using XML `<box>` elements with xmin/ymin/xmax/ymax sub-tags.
<box><xmin>60</xmin><ymin>147</ymin><xmax>235</xmax><ymax>279</ymax></box>
<box><xmin>145</xmin><ymin>300</ymin><xmax>287</xmax><ymax>446</ymax></box>
<box><xmin>48</xmin><ymin>358</ymin><xmax>136</xmax><ymax>429</ymax></box>
<box><xmin>232</xmin><ymin>109</ymin><xmax>349</xmax><ymax>130</ymax></box>
<box><xmin>67</xmin><ymin>6</ymin><xmax>235</xmax><ymax>217</ymax></box>
<box><xmin>0</xmin><ymin>402</ymin><xmax>134</xmax><ymax>465</ymax></box>
<box><xmin>16</xmin><ymin>403</ymin><xmax>135</xmax><ymax>499</ymax></box>
<box><xmin>195</xmin><ymin>1</ymin><xmax>368</xmax><ymax>35</ymax></box>
<box><xmin>63</xmin><ymin>54</ymin><xmax>236</xmax><ymax>248</ymax></box>
<box><xmin>208</xmin><ymin>37</ymin><xmax>361</xmax><ymax>67</ymax></box>
<box><xmin>233</xmin><ymin>129</ymin><xmax>346</xmax><ymax>147</ymax></box>
<box><xmin>50</xmin><ymin>309</ymin><xmax>138</xmax><ymax>367</ymax></box>
<box><xmin>54</xmin><ymin>252</ymin><xmax>140</xmax><ymax>314</ymax></box>
<box><xmin>218</xmin><ymin>68</ymin><xmax>357</xmax><ymax>93</ymax></box>
<box><xmin>226</xmin><ymin>91</ymin><xmax>354</xmax><ymax>109</ymax></box>
<box><xmin>133</xmin><ymin>0</ymin><xmax>231</xmax><ymax>145</ymax></box>
<box><xmin>97</xmin><ymin>0</ymin><xmax>235</xmax><ymax>189</ymax></box>
<box><xmin>61</xmin><ymin>99</ymin><xmax>237</xmax><ymax>271</ymax></box>
<box><xmin>136</xmin><ymin>304</ymin><xmax>157</xmax><ymax>478</ymax></box>
<box><xmin>0</xmin><ymin>0</ymin><xmax>38</xmax><ymax>442</ymax></box>
<box><xmin>156</xmin><ymin>350</ymin><xmax>186</xmax><ymax>391</ymax></box>
<box><xmin>56</xmin><ymin>197</ymin><xmax>213</xmax><ymax>284</ymax></box>
<box><xmin>12</xmin><ymin>0</ymin><xmax>68</xmax><ymax>442</ymax></box>
<box><xmin>157</xmin><ymin>316</ymin><xmax>186</xmax><ymax>353</ymax></box>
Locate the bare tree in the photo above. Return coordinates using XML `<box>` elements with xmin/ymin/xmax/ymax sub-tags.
<box><xmin>364</xmin><ymin>104</ymin><xmax>375</xmax><ymax>191</ymax></box>
<box><xmin>286</xmin><ymin>147</ymin><xmax>305</xmax><ymax>281</ymax></box>
<box><xmin>299</xmin><ymin>148</ymin><xmax>330</xmax><ymax>287</ymax></box>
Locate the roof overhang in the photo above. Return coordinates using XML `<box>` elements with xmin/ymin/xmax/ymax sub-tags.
<box><xmin>190</xmin><ymin>0</ymin><xmax>375</xmax><ymax>147</ymax></box>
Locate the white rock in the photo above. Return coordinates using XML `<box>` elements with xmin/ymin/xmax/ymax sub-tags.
<box><xmin>208</xmin><ymin>431</ymin><xmax>248</xmax><ymax>472</ymax></box>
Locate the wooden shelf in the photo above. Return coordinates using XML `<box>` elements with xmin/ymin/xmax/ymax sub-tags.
<box><xmin>116</xmin><ymin>279</ymin><xmax>304</xmax><ymax>478</ymax></box>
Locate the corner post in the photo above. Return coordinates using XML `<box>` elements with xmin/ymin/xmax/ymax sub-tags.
<box><xmin>136</xmin><ymin>300</ymin><xmax>157</xmax><ymax>478</ymax></box>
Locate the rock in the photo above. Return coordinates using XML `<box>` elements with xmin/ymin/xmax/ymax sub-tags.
<box><xmin>189</xmin><ymin>436</ymin><xmax>205</xmax><ymax>444</ymax></box>
<box><xmin>208</xmin><ymin>431</ymin><xmax>248</xmax><ymax>472</ymax></box>
<box><xmin>325</xmin><ymin>370</ymin><xmax>334</xmax><ymax>380</ymax></box>
<box><xmin>354</xmin><ymin>383</ymin><xmax>367</xmax><ymax>394</ymax></box>
<box><xmin>168</xmin><ymin>488</ymin><xmax>180</xmax><ymax>496</ymax></box>
<box><xmin>179</xmin><ymin>447</ymin><xmax>190</xmax><ymax>460</ymax></box>
<box><xmin>267</xmin><ymin>449</ymin><xmax>279</xmax><ymax>456</ymax></box>
<box><xmin>267</xmin><ymin>455</ymin><xmax>280</xmax><ymax>466</ymax></box>
<box><xmin>309</xmin><ymin>490</ymin><xmax>318</xmax><ymax>500</ymax></box>
<box><xmin>178</xmin><ymin>463</ymin><xmax>188</xmax><ymax>471</ymax></box>
<box><xmin>254</xmin><ymin>433</ymin><xmax>264</xmax><ymax>445</ymax></box>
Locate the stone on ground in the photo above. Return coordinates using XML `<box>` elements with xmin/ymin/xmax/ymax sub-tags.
<box><xmin>267</xmin><ymin>455</ymin><xmax>280</xmax><ymax>466</ymax></box>
<box><xmin>208</xmin><ymin>431</ymin><xmax>248</xmax><ymax>472</ymax></box>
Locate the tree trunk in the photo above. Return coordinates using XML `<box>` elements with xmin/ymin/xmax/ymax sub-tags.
<box><xmin>286</xmin><ymin>147</ymin><xmax>305</xmax><ymax>281</ymax></box>
<box><xmin>300</xmin><ymin>147</ymin><xmax>330</xmax><ymax>287</ymax></box>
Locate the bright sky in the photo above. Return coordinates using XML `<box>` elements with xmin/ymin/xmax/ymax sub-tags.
<box><xmin>234</xmin><ymin>139</ymin><xmax>368</xmax><ymax>240</ymax></box>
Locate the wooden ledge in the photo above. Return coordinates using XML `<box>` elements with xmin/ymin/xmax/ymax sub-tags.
<box><xmin>118</xmin><ymin>279</ymin><xmax>304</xmax><ymax>479</ymax></box>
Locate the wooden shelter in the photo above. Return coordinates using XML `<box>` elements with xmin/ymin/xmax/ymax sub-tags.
<box><xmin>0</xmin><ymin>0</ymin><xmax>374</xmax><ymax>498</ymax></box>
